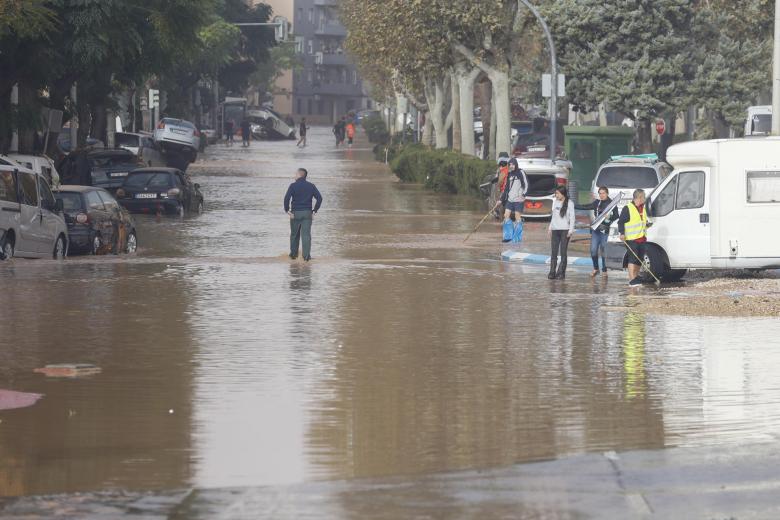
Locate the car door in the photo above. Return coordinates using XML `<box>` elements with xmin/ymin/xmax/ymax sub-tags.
<box><xmin>648</xmin><ymin>169</ymin><xmax>711</xmax><ymax>268</ymax></box>
<box><xmin>175</xmin><ymin>172</ymin><xmax>192</xmax><ymax>211</ymax></box>
<box><xmin>37</xmin><ymin>175</ymin><xmax>61</xmax><ymax>253</ymax></box>
<box><xmin>16</xmin><ymin>171</ymin><xmax>45</xmax><ymax>255</ymax></box>
<box><xmin>85</xmin><ymin>189</ymin><xmax>114</xmax><ymax>248</ymax></box>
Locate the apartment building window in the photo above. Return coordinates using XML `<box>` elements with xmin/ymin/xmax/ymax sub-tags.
<box><xmin>352</xmin><ymin>70</ymin><xmax>358</xmax><ymax>85</ymax></box>
<box><xmin>295</xmin><ymin>36</ymin><xmax>304</xmax><ymax>54</ymax></box>
<box><xmin>297</xmin><ymin>98</ymin><xmax>303</xmax><ymax>115</ymax></box>
<box><xmin>307</xmin><ymin>99</ymin><xmax>312</xmax><ymax>115</ymax></box>
<box><xmin>297</xmin><ymin>7</ymin><xmax>302</xmax><ymax>22</ymax></box>
<box><xmin>308</xmin><ymin>8</ymin><xmax>313</xmax><ymax>23</ymax></box>
<box><xmin>340</xmin><ymin>68</ymin><xmax>347</xmax><ymax>84</ymax></box>
<box><xmin>307</xmin><ymin>39</ymin><xmax>313</xmax><ymax>55</ymax></box>
<box><xmin>307</xmin><ymin>70</ymin><xmax>313</xmax><ymax>84</ymax></box>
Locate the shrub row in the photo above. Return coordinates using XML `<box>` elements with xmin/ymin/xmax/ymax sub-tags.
<box><xmin>387</xmin><ymin>145</ymin><xmax>495</xmax><ymax>198</ymax></box>
<box><xmin>362</xmin><ymin>115</ymin><xmax>390</xmax><ymax>144</ymax></box>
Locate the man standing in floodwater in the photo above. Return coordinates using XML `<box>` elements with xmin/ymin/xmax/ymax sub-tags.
<box><xmin>284</xmin><ymin>168</ymin><xmax>323</xmax><ymax>262</ymax></box>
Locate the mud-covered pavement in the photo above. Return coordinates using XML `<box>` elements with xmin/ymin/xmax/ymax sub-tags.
<box><xmin>2</xmin><ymin>128</ymin><xmax>780</xmax><ymax>517</ymax></box>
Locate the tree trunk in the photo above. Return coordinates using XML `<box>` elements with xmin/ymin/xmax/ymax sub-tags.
<box><xmin>424</xmin><ymin>77</ymin><xmax>450</xmax><ymax>149</ymax></box>
<box><xmin>421</xmin><ymin>110</ymin><xmax>433</xmax><ymax>146</ymax></box>
<box><xmin>658</xmin><ymin>114</ymin><xmax>676</xmax><ymax>162</ymax></box>
<box><xmin>451</xmin><ymin>74</ymin><xmax>461</xmax><ymax>152</ymax></box>
<box><xmin>457</xmin><ymin>66</ymin><xmax>480</xmax><ymax>157</ymax></box>
<box><xmin>91</xmin><ymin>103</ymin><xmax>107</xmax><ymax>145</ymax></box>
<box><xmin>477</xmin><ymin>81</ymin><xmax>492</xmax><ymax>159</ymax></box>
<box><xmin>490</xmin><ymin>71</ymin><xmax>511</xmax><ymax>159</ymax></box>
<box><xmin>637</xmin><ymin>119</ymin><xmax>652</xmax><ymax>153</ymax></box>
<box><xmin>489</xmin><ymin>86</ymin><xmax>497</xmax><ymax>158</ymax></box>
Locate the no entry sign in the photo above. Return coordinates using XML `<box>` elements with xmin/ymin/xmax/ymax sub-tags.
<box><xmin>656</xmin><ymin>119</ymin><xmax>666</xmax><ymax>136</ymax></box>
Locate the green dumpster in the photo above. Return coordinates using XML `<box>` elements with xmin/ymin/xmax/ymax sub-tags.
<box><xmin>564</xmin><ymin>126</ymin><xmax>634</xmax><ymax>202</ymax></box>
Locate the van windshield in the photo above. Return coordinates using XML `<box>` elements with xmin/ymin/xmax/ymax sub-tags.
<box><xmin>597</xmin><ymin>166</ymin><xmax>658</xmax><ymax>189</ymax></box>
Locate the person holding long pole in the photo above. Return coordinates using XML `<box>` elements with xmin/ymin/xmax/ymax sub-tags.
<box><xmin>619</xmin><ymin>189</ymin><xmax>651</xmax><ymax>286</ymax></box>
<box><xmin>576</xmin><ymin>186</ymin><xmax>619</xmax><ymax>277</ymax></box>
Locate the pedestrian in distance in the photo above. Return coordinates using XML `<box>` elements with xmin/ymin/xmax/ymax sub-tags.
<box><xmin>547</xmin><ymin>186</ymin><xmax>575</xmax><ymax>280</ymax></box>
<box><xmin>332</xmin><ymin>120</ymin><xmax>341</xmax><ymax>147</ymax></box>
<box><xmin>576</xmin><ymin>186</ymin><xmax>619</xmax><ymax>277</ymax></box>
<box><xmin>241</xmin><ymin>118</ymin><xmax>251</xmax><ymax>147</ymax></box>
<box><xmin>297</xmin><ymin>118</ymin><xmax>309</xmax><ymax>147</ymax></box>
<box><xmin>500</xmin><ymin>158</ymin><xmax>528</xmax><ymax>243</ymax></box>
<box><xmin>346</xmin><ymin>120</ymin><xmax>356</xmax><ymax>147</ymax></box>
<box><xmin>619</xmin><ymin>189</ymin><xmax>651</xmax><ymax>286</ymax></box>
<box><xmin>284</xmin><ymin>168</ymin><xmax>323</xmax><ymax>262</ymax></box>
<box><xmin>225</xmin><ymin>119</ymin><xmax>234</xmax><ymax>147</ymax></box>
<box><xmin>336</xmin><ymin>117</ymin><xmax>347</xmax><ymax>146</ymax></box>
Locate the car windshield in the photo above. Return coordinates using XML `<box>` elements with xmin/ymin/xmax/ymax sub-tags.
<box><xmin>115</xmin><ymin>134</ymin><xmax>140</xmax><ymax>147</ymax></box>
<box><xmin>597</xmin><ymin>166</ymin><xmax>658</xmax><ymax>189</ymax></box>
<box><xmin>55</xmin><ymin>192</ymin><xmax>83</xmax><ymax>212</ymax></box>
<box><xmin>124</xmin><ymin>172</ymin><xmax>171</xmax><ymax>189</ymax></box>
<box><xmin>90</xmin><ymin>154</ymin><xmax>137</xmax><ymax>168</ymax></box>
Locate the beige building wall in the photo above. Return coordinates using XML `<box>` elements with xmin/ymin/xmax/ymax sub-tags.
<box><xmin>255</xmin><ymin>0</ymin><xmax>295</xmax><ymax>116</ymax></box>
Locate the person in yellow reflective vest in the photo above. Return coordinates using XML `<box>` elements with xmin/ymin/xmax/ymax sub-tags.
<box><xmin>618</xmin><ymin>189</ymin><xmax>650</xmax><ymax>286</ymax></box>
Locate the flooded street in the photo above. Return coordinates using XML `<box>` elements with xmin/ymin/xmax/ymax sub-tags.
<box><xmin>2</xmin><ymin>127</ymin><xmax>780</xmax><ymax>498</ymax></box>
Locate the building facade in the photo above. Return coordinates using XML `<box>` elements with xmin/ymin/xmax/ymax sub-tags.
<box><xmin>291</xmin><ymin>0</ymin><xmax>369</xmax><ymax>124</ymax></box>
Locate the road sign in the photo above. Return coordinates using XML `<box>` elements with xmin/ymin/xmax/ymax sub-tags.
<box><xmin>148</xmin><ymin>89</ymin><xmax>160</xmax><ymax>109</ymax></box>
<box><xmin>656</xmin><ymin>119</ymin><xmax>666</xmax><ymax>136</ymax></box>
<box><xmin>542</xmin><ymin>74</ymin><xmax>565</xmax><ymax>98</ymax></box>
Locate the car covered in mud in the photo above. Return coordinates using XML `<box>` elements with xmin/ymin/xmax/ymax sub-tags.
<box><xmin>54</xmin><ymin>185</ymin><xmax>137</xmax><ymax>255</ymax></box>
<box><xmin>115</xmin><ymin>168</ymin><xmax>204</xmax><ymax>217</ymax></box>
<box><xmin>57</xmin><ymin>148</ymin><xmax>144</xmax><ymax>192</ymax></box>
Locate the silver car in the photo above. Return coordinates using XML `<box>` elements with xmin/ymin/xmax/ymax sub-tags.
<box><xmin>1</xmin><ymin>165</ymin><xmax>68</xmax><ymax>260</ymax></box>
<box><xmin>115</xmin><ymin>132</ymin><xmax>166</xmax><ymax>167</ymax></box>
<box><xmin>153</xmin><ymin>118</ymin><xmax>200</xmax><ymax>157</ymax></box>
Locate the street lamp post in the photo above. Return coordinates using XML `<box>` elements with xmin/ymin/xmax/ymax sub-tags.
<box><xmin>517</xmin><ymin>0</ymin><xmax>558</xmax><ymax>163</ymax></box>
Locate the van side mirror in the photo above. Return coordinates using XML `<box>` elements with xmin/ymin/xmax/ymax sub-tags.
<box><xmin>645</xmin><ymin>199</ymin><xmax>653</xmax><ymax>217</ymax></box>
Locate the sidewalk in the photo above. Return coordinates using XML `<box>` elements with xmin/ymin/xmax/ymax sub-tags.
<box><xmin>2</xmin><ymin>442</ymin><xmax>779</xmax><ymax>519</ymax></box>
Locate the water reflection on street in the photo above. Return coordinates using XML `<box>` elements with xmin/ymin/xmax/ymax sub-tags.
<box><xmin>2</xmin><ymin>127</ymin><xmax>780</xmax><ymax>496</ymax></box>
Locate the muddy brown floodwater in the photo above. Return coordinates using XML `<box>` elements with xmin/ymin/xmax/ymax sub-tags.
<box><xmin>2</xmin><ymin>127</ymin><xmax>780</xmax><ymax>498</ymax></box>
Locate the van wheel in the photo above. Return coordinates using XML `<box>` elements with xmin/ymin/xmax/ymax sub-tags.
<box><xmin>644</xmin><ymin>244</ymin><xmax>688</xmax><ymax>282</ymax></box>
<box><xmin>53</xmin><ymin>235</ymin><xmax>66</xmax><ymax>260</ymax></box>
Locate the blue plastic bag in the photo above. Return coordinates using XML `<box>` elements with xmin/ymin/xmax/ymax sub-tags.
<box><xmin>502</xmin><ymin>220</ymin><xmax>514</xmax><ymax>241</ymax></box>
<box><xmin>512</xmin><ymin>220</ymin><xmax>523</xmax><ymax>243</ymax></box>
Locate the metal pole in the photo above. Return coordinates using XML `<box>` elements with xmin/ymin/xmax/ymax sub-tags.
<box><xmin>773</xmin><ymin>0</ymin><xmax>780</xmax><ymax>134</ymax></box>
<box><xmin>518</xmin><ymin>0</ymin><xmax>558</xmax><ymax>162</ymax></box>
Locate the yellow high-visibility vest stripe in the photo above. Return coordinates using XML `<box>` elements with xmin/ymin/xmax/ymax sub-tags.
<box><xmin>625</xmin><ymin>203</ymin><xmax>647</xmax><ymax>241</ymax></box>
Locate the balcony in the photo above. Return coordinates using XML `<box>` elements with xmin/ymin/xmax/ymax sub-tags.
<box><xmin>315</xmin><ymin>22</ymin><xmax>347</xmax><ymax>37</ymax></box>
<box><xmin>320</xmin><ymin>53</ymin><xmax>349</xmax><ymax>66</ymax></box>
<box><xmin>310</xmin><ymin>82</ymin><xmax>364</xmax><ymax>96</ymax></box>
<box><xmin>314</xmin><ymin>0</ymin><xmax>338</xmax><ymax>5</ymax></box>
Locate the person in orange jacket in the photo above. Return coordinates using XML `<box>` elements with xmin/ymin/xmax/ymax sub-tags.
<box><xmin>346</xmin><ymin>121</ymin><xmax>356</xmax><ymax>147</ymax></box>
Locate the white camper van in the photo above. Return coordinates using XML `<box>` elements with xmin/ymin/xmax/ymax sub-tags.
<box><xmin>605</xmin><ymin>138</ymin><xmax>780</xmax><ymax>280</ymax></box>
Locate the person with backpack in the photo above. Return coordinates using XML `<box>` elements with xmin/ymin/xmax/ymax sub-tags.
<box><xmin>576</xmin><ymin>186</ymin><xmax>619</xmax><ymax>277</ymax></box>
<box><xmin>547</xmin><ymin>186</ymin><xmax>575</xmax><ymax>279</ymax></box>
<box><xmin>500</xmin><ymin>158</ymin><xmax>529</xmax><ymax>243</ymax></box>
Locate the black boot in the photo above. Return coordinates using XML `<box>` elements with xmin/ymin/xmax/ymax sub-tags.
<box><xmin>548</xmin><ymin>259</ymin><xmax>557</xmax><ymax>280</ymax></box>
<box><xmin>556</xmin><ymin>261</ymin><xmax>567</xmax><ymax>280</ymax></box>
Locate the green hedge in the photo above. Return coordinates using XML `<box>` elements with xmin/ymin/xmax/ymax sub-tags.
<box><xmin>387</xmin><ymin>146</ymin><xmax>495</xmax><ymax>198</ymax></box>
<box><xmin>362</xmin><ymin>115</ymin><xmax>390</xmax><ymax>144</ymax></box>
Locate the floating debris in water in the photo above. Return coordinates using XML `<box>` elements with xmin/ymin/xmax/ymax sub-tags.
<box><xmin>34</xmin><ymin>364</ymin><xmax>102</xmax><ymax>378</ymax></box>
<box><xmin>0</xmin><ymin>389</ymin><xmax>44</xmax><ymax>411</ymax></box>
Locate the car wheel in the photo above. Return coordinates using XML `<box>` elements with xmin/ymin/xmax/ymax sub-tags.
<box><xmin>125</xmin><ymin>230</ymin><xmax>138</xmax><ymax>254</ymax></box>
<box><xmin>91</xmin><ymin>234</ymin><xmax>101</xmax><ymax>255</ymax></box>
<box><xmin>663</xmin><ymin>269</ymin><xmax>687</xmax><ymax>283</ymax></box>
<box><xmin>53</xmin><ymin>235</ymin><xmax>66</xmax><ymax>260</ymax></box>
<box><xmin>1</xmin><ymin>238</ymin><xmax>13</xmax><ymax>260</ymax></box>
<box><xmin>196</xmin><ymin>200</ymin><xmax>204</xmax><ymax>215</ymax></box>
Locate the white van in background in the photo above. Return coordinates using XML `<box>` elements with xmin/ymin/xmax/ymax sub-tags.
<box><xmin>605</xmin><ymin>138</ymin><xmax>780</xmax><ymax>280</ymax></box>
<box><xmin>744</xmin><ymin>106</ymin><xmax>772</xmax><ymax>136</ymax></box>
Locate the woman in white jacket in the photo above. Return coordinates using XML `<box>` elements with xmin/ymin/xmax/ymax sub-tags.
<box><xmin>547</xmin><ymin>186</ymin><xmax>575</xmax><ymax>279</ymax></box>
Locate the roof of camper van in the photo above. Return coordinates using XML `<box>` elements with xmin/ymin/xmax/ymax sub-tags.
<box><xmin>666</xmin><ymin>137</ymin><xmax>780</xmax><ymax>169</ymax></box>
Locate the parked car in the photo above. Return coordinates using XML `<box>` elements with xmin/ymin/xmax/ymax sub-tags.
<box><xmin>0</xmin><ymin>164</ymin><xmax>67</xmax><ymax>260</ymax></box>
<box><xmin>115</xmin><ymin>132</ymin><xmax>165</xmax><ymax>167</ymax></box>
<box><xmin>115</xmin><ymin>168</ymin><xmax>204</xmax><ymax>216</ymax></box>
<box><xmin>153</xmin><ymin>118</ymin><xmax>200</xmax><ymax>159</ymax></box>
<box><xmin>590</xmin><ymin>155</ymin><xmax>673</xmax><ymax>209</ymax></box>
<box><xmin>605</xmin><ymin>138</ymin><xmax>780</xmax><ymax>281</ymax></box>
<box><xmin>54</xmin><ymin>185</ymin><xmax>137</xmax><ymax>255</ymax></box>
<box><xmin>57</xmin><ymin>148</ymin><xmax>144</xmax><ymax>192</ymax></box>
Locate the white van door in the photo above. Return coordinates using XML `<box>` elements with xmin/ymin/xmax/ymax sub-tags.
<box><xmin>648</xmin><ymin>169</ymin><xmax>711</xmax><ymax>268</ymax></box>
<box><xmin>16</xmin><ymin>171</ymin><xmax>46</xmax><ymax>255</ymax></box>
<box><xmin>37</xmin><ymin>176</ymin><xmax>61</xmax><ymax>254</ymax></box>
